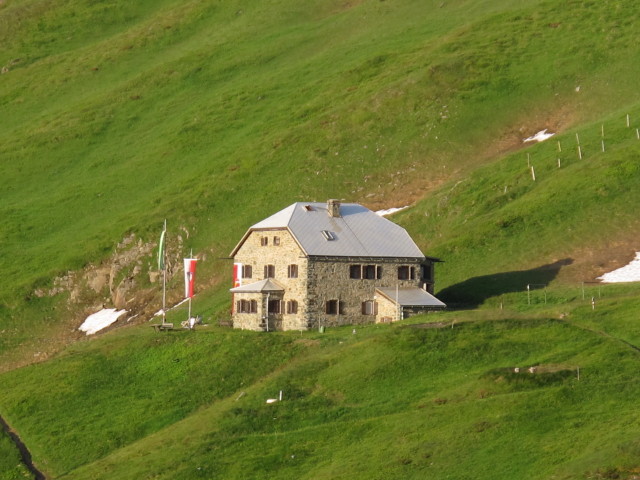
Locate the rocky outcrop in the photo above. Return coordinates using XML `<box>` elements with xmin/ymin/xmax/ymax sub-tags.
<box><xmin>32</xmin><ymin>229</ymin><xmax>191</xmax><ymax>326</ymax></box>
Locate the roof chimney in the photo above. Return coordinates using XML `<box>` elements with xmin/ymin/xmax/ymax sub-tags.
<box><xmin>327</xmin><ymin>199</ymin><xmax>341</xmax><ymax>218</ymax></box>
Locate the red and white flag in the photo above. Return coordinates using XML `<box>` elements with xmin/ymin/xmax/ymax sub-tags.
<box><xmin>233</xmin><ymin>262</ymin><xmax>243</xmax><ymax>288</ymax></box>
<box><xmin>183</xmin><ymin>258</ymin><xmax>197</xmax><ymax>298</ymax></box>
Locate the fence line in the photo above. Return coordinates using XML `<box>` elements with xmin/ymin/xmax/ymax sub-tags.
<box><xmin>525</xmin><ymin>113</ymin><xmax>639</xmax><ymax>181</ymax></box>
<box><xmin>483</xmin><ymin>280</ymin><xmax>640</xmax><ymax>309</ymax></box>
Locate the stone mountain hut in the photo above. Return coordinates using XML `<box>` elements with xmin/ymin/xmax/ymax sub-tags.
<box><xmin>229</xmin><ymin>199</ymin><xmax>445</xmax><ymax>331</ymax></box>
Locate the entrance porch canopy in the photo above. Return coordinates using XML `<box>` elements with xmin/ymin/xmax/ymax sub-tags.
<box><xmin>230</xmin><ymin>278</ymin><xmax>285</xmax><ymax>294</ymax></box>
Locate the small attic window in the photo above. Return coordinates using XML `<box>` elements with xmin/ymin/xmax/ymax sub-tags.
<box><xmin>304</xmin><ymin>205</ymin><xmax>314</xmax><ymax>212</ymax></box>
<box><xmin>321</xmin><ymin>230</ymin><xmax>335</xmax><ymax>241</ymax></box>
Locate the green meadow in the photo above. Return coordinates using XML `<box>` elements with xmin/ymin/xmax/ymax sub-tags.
<box><xmin>2</xmin><ymin>0</ymin><xmax>640</xmax><ymax>477</ymax></box>
<box><xmin>1</xmin><ymin>299</ymin><xmax>639</xmax><ymax>479</ymax></box>
<box><xmin>0</xmin><ymin>430</ymin><xmax>30</xmax><ymax>480</ymax></box>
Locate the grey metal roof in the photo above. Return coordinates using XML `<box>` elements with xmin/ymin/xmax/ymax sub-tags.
<box><xmin>232</xmin><ymin>201</ymin><xmax>425</xmax><ymax>259</ymax></box>
<box><xmin>376</xmin><ymin>287</ymin><xmax>446</xmax><ymax>308</ymax></box>
<box><xmin>230</xmin><ymin>278</ymin><xmax>285</xmax><ymax>293</ymax></box>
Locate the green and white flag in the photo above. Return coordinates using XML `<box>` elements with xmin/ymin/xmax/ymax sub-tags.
<box><xmin>157</xmin><ymin>221</ymin><xmax>166</xmax><ymax>271</ymax></box>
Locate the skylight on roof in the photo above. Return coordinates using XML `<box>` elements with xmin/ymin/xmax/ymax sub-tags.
<box><xmin>321</xmin><ymin>230</ymin><xmax>335</xmax><ymax>241</ymax></box>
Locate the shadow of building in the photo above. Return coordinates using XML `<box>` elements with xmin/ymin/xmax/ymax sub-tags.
<box><xmin>437</xmin><ymin>258</ymin><xmax>573</xmax><ymax>308</ymax></box>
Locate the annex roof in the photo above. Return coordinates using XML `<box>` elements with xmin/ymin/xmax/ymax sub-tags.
<box><xmin>231</xmin><ymin>201</ymin><xmax>425</xmax><ymax>259</ymax></box>
<box><xmin>230</xmin><ymin>278</ymin><xmax>285</xmax><ymax>293</ymax></box>
<box><xmin>376</xmin><ymin>287</ymin><xmax>446</xmax><ymax>308</ymax></box>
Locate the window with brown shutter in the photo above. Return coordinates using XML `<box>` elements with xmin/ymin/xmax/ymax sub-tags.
<box><xmin>288</xmin><ymin>264</ymin><xmax>298</xmax><ymax>278</ymax></box>
<box><xmin>264</xmin><ymin>265</ymin><xmax>275</xmax><ymax>278</ymax></box>
<box><xmin>237</xmin><ymin>299</ymin><xmax>258</xmax><ymax>313</ymax></box>
<box><xmin>325</xmin><ymin>300</ymin><xmax>345</xmax><ymax>315</ymax></box>
<box><xmin>242</xmin><ymin>265</ymin><xmax>252</xmax><ymax>278</ymax></box>
<box><xmin>286</xmin><ymin>300</ymin><xmax>298</xmax><ymax>314</ymax></box>
<box><xmin>362</xmin><ymin>300</ymin><xmax>378</xmax><ymax>315</ymax></box>
<box><xmin>350</xmin><ymin>265</ymin><xmax>362</xmax><ymax>279</ymax></box>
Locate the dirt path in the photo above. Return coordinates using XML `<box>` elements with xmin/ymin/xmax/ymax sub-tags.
<box><xmin>0</xmin><ymin>414</ymin><xmax>46</xmax><ymax>480</ymax></box>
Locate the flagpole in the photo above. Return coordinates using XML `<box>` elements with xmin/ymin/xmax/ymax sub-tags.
<box><xmin>161</xmin><ymin>220</ymin><xmax>167</xmax><ymax>325</ymax></box>
<box><xmin>187</xmin><ymin>248</ymin><xmax>193</xmax><ymax>323</ymax></box>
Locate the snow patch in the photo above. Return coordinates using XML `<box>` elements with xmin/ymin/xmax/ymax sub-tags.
<box><xmin>376</xmin><ymin>206</ymin><xmax>409</xmax><ymax>217</ymax></box>
<box><xmin>523</xmin><ymin>129</ymin><xmax>555</xmax><ymax>143</ymax></box>
<box><xmin>79</xmin><ymin>308</ymin><xmax>127</xmax><ymax>335</ymax></box>
<box><xmin>598</xmin><ymin>252</ymin><xmax>640</xmax><ymax>283</ymax></box>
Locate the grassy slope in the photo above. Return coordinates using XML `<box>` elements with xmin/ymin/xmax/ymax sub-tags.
<box><xmin>0</xmin><ymin>319</ymin><xmax>306</xmax><ymax>476</ymax></box>
<box><xmin>400</xmin><ymin>105</ymin><xmax>640</xmax><ymax>305</ymax></box>
<box><xmin>2</xmin><ymin>0</ymin><xmax>640</xmax><ymax>477</ymax></box>
<box><xmin>2</xmin><ymin>0</ymin><xmax>514</xmax><ymax>358</ymax></box>
<box><xmin>0</xmin><ymin>430</ymin><xmax>30</xmax><ymax>480</ymax></box>
<box><xmin>0</xmin><ymin>298</ymin><xmax>639</xmax><ymax>479</ymax></box>
<box><xmin>2</xmin><ymin>0</ymin><xmax>640</xmax><ymax>359</ymax></box>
